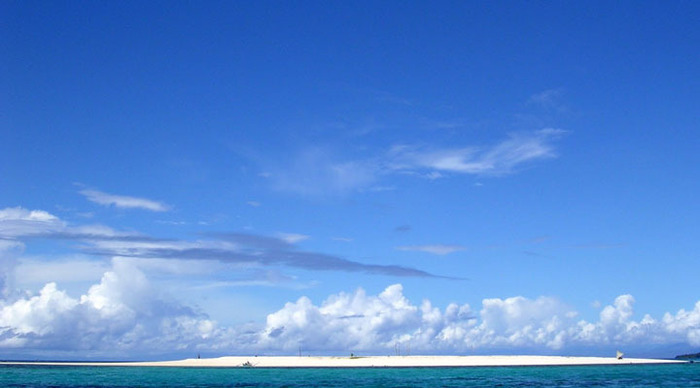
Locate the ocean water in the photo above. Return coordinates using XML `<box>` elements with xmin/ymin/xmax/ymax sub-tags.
<box><xmin>1</xmin><ymin>363</ymin><xmax>698</xmax><ymax>387</ymax></box>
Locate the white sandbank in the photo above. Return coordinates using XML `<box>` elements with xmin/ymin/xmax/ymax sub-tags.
<box><xmin>2</xmin><ymin>355</ymin><xmax>686</xmax><ymax>368</ymax></box>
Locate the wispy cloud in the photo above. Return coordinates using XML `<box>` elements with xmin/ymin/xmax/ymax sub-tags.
<box><xmin>1</xmin><ymin>207</ymin><xmax>445</xmax><ymax>279</ymax></box>
<box><xmin>528</xmin><ymin>89</ymin><xmax>563</xmax><ymax>107</ymax></box>
<box><xmin>265</xmin><ymin>130</ymin><xmax>566</xmax><ymax>196</ymax></box>
<box><xmin>332</xmin><ymin>237</ymin><xmax>354</xmax><ymax>242</ymax></box>
<box><xmin>268</xmin><ymin>147</ymin><xmax>378</xmax><ymax>196</ymax></box>
<box><xmin>86</xmin><ymin>234</ymin><xmax>446</xmax><ymax>278</ymax></box>
<box><xmin>396</xmin><ymin>244</ymin><xmax>466</xmax><ymax>255</ymax></box>
<box><xmin>388</xmin><ymin>129</ymin><xmax>567</xmax><ymax>176</ymax></box>
<box><xmin>277</xmin><ymin>233</ymin><xmax>310</xmax><ymax>244</ymax></box>
<box><xmin>526</xmin><ymin>89</ymin><xmax>570</xmax><ymax>114</ymax></box>
<box><xmin>0</xmin><ymin>207</ymin><xmax>159</xmax><ymax>242</ymax></box>
<box><xmin>0</xmin><ymin>207</ymin><xmax>63</xmax><ymax>237</ymax></box>
<box><xmin>80</xmin><ymin>189</ymin><xmax>169</xmax><ymax>212</ymax></box>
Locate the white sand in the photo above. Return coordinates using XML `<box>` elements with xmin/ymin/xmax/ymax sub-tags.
<box><xmin>2</xmin><ymin>355</ymin><xmax>685</xmax><ymax>368</ymax></box>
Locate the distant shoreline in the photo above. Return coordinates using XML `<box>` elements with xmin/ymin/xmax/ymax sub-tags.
<box><xmin>0</xmin><ymin>355</ymin><xmax>687</xmax><ymax>368</ymax></box>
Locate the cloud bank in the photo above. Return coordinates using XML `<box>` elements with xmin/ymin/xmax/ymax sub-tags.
<box><xmin>1</xmin><ymin>276</ymin><xmax>698</xmax><ymax>358</ymax></box>
<box><xmin>257</xmin><ymin>285</ymin><xmax>700</xmax><ymax>355</ymax></box>
<box><xmin>3</xmin><ymin>207</ymin><xmax>696</xmax><ymax>358</ymax></box>
<box><xmin>0</xmin><ymin>259</ymin><xmax>216</xmax><ymax>357</ymax></box>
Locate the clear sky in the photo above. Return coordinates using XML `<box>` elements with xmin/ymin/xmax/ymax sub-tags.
<box><xmin>1</xmin><ymin>1</ymin><xmax>699</xmax><ymax>360</ymax></box>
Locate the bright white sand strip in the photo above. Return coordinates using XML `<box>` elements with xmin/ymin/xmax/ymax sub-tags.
<box><xmin>1</xmin><ymin>355</ymin><xmax>686</xmax><ymax>368</ymax></box>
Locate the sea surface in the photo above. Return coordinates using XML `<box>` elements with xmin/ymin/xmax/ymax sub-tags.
<box><xmin>1</xmin><ymin>363</ymin><xmax>698</xmax><ymax>387</ymax></box>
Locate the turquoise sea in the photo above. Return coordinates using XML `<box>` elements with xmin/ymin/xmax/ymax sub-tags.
<box><xmin>1</xmin><ymin>363</ymin><xmax>698</xmax><ymax>387</ymax></box>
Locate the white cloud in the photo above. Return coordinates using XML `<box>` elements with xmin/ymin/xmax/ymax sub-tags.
<box><xmin>1</xmin><ymin>279</ymin><xmax>699</xmax><ymax>357</ymax></box>
<box><xmin>527</xmin><ymin>89</ymin><xmax>570</xmax><ymax>113</ymax></box>
<box><xmin>476</xmin><ymin>296</ymin><xmax>575</xmax><ymax>349</ymax></box>
<box><xmin>0</xmin><ymin>259</ymin><xmax>218</xmax><ymax>355</ymax></box>
<box><xmin>528</xmin><ymin>89</ymin><xmax>562</xmax><ymax>107</ymax></box>
<box><xmin>259</xmin><ymin>284</ymin><xmax>421</xmax><ymax>352</ymax></box>
<box><xmin>277</xmin><ymin>233</ymin><xmax>310</xmax><ymax>244</ymax></box>
<box><xmin>1</xmin><ymin>282</ymin><xmax>79</xmax><ymax>338</ymax></box>
<box><xmin>256</xmin><ymin>285</ymin><xmax>700</xmax><ymax>354</ymax></box>
<box><xmin>80</xmin><ymin>189</ymin><xmax>169</xmax><ymax>212</ymax></box>
<box><xmin>424</xmin><ymin>171</ymin><xmax>444</xmax><ymax>180</ymax></box>
<box><xmin>270</xmin><ymin>147</ymin><xmax>379</xmax><ymax>196</ymax></box>
<box><xmin>0</xmin><ymin>207</ymin><xmax>148</xmax><ymax>242</ymax></box>
<box><xmin>0</xmin><ymin>207</ymin><xmax>58</xmax><ymax>223</ymax></box>
<box><xmin>264</xmin><ymin>130</ymin><xmax>566</xmax><ymax>196</ymax></box>
<box><xmin>389</xmin><ymin>129</ymin><xmax>566</xmax><ymax>176</ymax></box>
<box><xmin>0</xmin><ymin>207</ymin><xmax>64</xmax><ymax>237</ymax></box>
<box><xmin>661</xmin><ymin>301</ymin><xmax>700</xmax><ymax>346</ymax></box>
<box><xmin>396</xmin><ymin>245</ymin><xmax>466</xmax><ymax>255</ymax></box>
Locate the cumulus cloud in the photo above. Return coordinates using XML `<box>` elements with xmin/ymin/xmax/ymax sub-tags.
<box><xmin>0</xmin><ymin>259</ymin><xmax>217</xmax><ymax>356</ymax></box>
<box><xmin>396</xmin><ymin>245</ymin><xmax>466</xmax><ymax>255</ymax></box>
<box><xmin>1</xmin><ymin>279</ymin><xmax>699</xmax><ymax>357</ymax></box>
<box><xmin>256</xmin><ymin>285</ymin><xmax>700</xmax><ymax>355</ymax></box>
<box><xmin>80</xmin><ymin>189</ymin><xmax>169</xmax><ymax>212</ymax></box>
<box><xmin>259</xmin><ymin>284</ymin><xmax>421</xmax><ymax>352</ymax></box>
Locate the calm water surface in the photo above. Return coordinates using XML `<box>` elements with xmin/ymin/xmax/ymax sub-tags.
<box><xmin>1</xmin><ymin>363</ymin><xmax>698</xmax><ymax>387</ymax></box>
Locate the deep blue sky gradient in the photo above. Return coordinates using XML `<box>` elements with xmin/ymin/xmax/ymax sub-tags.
<box><xmin>1</xmin><ymin>1</ymin><xmax>698</xmax><ymax>357</ymax></box>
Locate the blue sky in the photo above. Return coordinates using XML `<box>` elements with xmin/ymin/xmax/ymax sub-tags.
<box><xmin>1</xmin><ymin>1</ymin><xmax>699</xmax><ymax>359</ymax></box>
